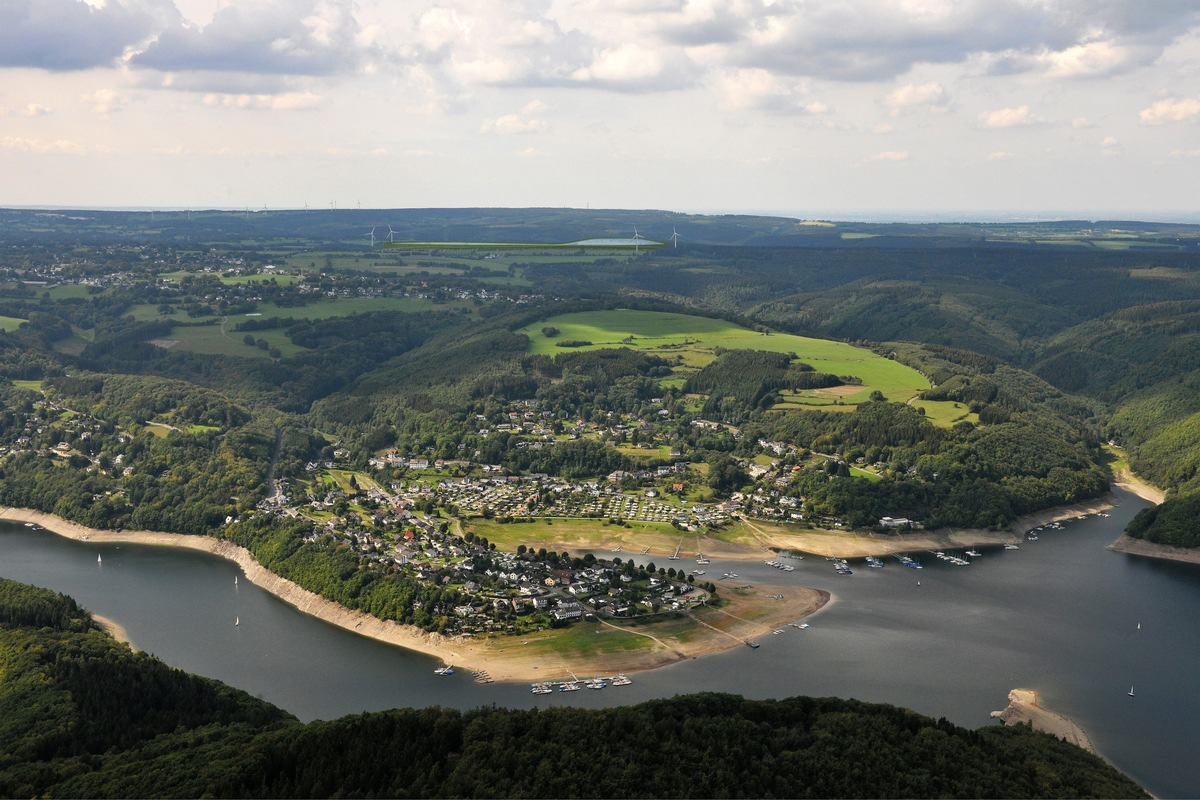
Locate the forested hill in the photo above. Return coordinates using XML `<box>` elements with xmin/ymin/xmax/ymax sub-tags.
<box><xmin>0</xmin><ymin>579</ymin><xmax>1147</xmax><ymax>799</ymax></box>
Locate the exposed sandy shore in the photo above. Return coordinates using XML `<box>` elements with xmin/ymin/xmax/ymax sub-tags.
<box><xmin>0</xmin><ymin>506</ymin><xmax>827</xmax><ymax>681</ymax></box>
<box><xmin>1107</xmin><ymin>535</ymin><xmax>1200</xmax><ymax>566</ymax></box>
<box><xmin>92</xmin><ymin>613</ymin><xmax>135</xmax><ymax>651</ymax></box>
<box><xmin>725</xmin><ymin>495</ymin><xmax>1122</xmax><ymax>560</ymax></box>
<box><xmin>990</xmin><ymin>688</ymin><xmax>1096</xmax><ymax>754</ymax></box>
<box><xmin>1111</xmin><ymin>467</ymin><xmax>1166</xmax><ymax>505</ymax></box>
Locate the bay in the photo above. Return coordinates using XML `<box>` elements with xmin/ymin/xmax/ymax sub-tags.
<box><xmin>1</xmin><ymin>488</ymin><xmax>1196</xmax><ymax>798</ymax></box>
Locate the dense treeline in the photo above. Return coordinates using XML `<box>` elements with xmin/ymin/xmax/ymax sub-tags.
<box><xmin>0</xmin><ymin>580</ymin><xmax>1147</xmax><ymax>799</ymax></box>
<box><xmin>753</xmin><ymin>400</ymin><xmax>1107</xmax><ymax>529</ymax></box>
<box><xmin>1124</xmin><ymin>493</ymin><xmax>1200</xmax><ymax>548</ymax></box>
<box><xmin>45</xmin><ymin>372</ymin><xmax>251</xmax><ymax>430</ymax></box>
<box><xmin>685</xmin><ymin>349</ymin><xmax>840</xmax><ymax>422</ymax></box>
<box><xmin>225</xmin><ymin>516</ymin><xmax>467</xmax><ymax>632</ymax></box>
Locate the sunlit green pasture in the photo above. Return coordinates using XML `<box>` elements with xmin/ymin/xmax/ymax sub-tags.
<box><xmin>518</xmin><ymin>309</ymin><xmax>929</xmax><ymax>404</ymax></box>
<box><xmin>916</xmin><ymin>399</ymin><xmax>979</xmax><ymax>428</ymax></box>
<box><xmin>43</xmin><ymin>284</ymin><xmax>98</xmax><ymax>300</ymax></box>
<box><xmin>157</xmin><ymin>270</ymin><xmax>299</xmax><ymax>286</ymax></box>
<box><xmin>509</xmin><ymin>621</ymin><xmax>659</xmax><ymax>660</ymax></box>
<box><xmin>126</xmin><ymin>295</ymin><xmax>463</xmax><ymax>326</ymax></box>
<box><xmin>467</xmin><ymin>516</ymin><xmax>679</xmax><ymax>553</ymax></box>
<box><xmin>0</xmin><ymin>315</ymin><xmax>26</xmax><ymax>332</ymax></box>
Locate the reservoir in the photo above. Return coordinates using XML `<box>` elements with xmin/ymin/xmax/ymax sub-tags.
<box><xmin>1</xmin><ymin>488</ymin><xmax>1196</xmax><ymax>798</ymax></box>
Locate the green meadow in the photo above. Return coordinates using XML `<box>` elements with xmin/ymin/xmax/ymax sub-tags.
<box><xmin>517</xmin><ymin>309</ymin><xmax>930</xmax><ymax>405</ymax></box>
<box><xmin>0</xmin><ymin>315</ymin><xmax>26</xmax><ymax>332</ymax></box>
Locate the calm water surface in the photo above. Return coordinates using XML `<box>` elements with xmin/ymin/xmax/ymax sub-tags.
<box><xmin>1</xmin><ymin>488</ymin><xmax>1196</xmax><ymax>798</ymax></box>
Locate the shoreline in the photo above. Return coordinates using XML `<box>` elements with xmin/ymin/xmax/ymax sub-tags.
<box><xmin>731</xmin><ymin>494</ymin><xmax>1123</xmax><ymax>561</ymax></box>
<box><xmin>1106</xmin><ymin>534</ymin><xmax>1200</xmax><ymax>566</ymax></box>
<box><xmin>990</xmin><ymin>688</ymin><xmax>1096</xmax><ymax>754</ymax></box>
<box><xmin>92</xmin><ymin>613</ymin><xmax>136</xmax><ymax>650</ymax></box>
<box><xmin>0</xmin><ymin>506</ymin><xmax>826</xmax><ymax>681</ymax></box>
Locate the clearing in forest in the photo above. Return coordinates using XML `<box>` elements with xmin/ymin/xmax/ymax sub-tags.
<box><xmin>518</xmin><ymin>309</ymin><xmax>929</xmax><ymax>405</ymax></box>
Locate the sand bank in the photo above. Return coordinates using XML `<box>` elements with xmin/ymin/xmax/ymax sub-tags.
<box><xmin>728</xmin><ymin>495</ymin><xmax>1121</xmax><ymax>561</ymax></box>
<box><xmin>1111</xmin><ymin>468</ymin><xmax>1166</xmax><ymax>505</ymax></box>
<box><xmin>990</xmin><ymin>688</ymin><xmax>1096</xmax><ymax>754</ymax></box>
<box><xmin>0</xmin><ymin>506</ymin><xmax>826</xmax><ymax>681</ymax></box>
<box><xmin>92</xmin><ymin>613</ymin><xmax>135</xmax><ymax>651</ymax></box>
<box><xmin>1106</xmin><ymin>535</ymin><xmax>1200</xmax><ymax>566</ymax></box>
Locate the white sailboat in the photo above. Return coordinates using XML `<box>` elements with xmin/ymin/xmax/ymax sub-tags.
<box><xmin>235</xmin><ymin>616</ymin><xmax>240</xmax><ymax>626</ymax></box>
<box><xmin>1127</xmin><ymin>685</ymin><xmax>1135</xmax><ymax>697</ymax></box>
<box><xmin>97</xmin><ymin>553</ymin><xmax>102</xmax><ymax>564</ymax></box>
<box><xmin>235</xmin><ymin>575</ymin><xmax>238</xmax><ymax>586</ymax></box>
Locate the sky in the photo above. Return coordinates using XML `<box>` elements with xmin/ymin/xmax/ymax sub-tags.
<box><xmin>2</xmin><ymin>0</ymin><xmax>1200</xmax><ymax>220</ymax></box>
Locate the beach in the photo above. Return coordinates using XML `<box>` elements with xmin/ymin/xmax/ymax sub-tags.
<box><xmin>0</xmin><ymin>480</ymin><xmax>1165</xmax><ymax>680</ymax></box>
<box><xmin>990</xmin><ymin>688</ymin><xmax>1097</xmax><ymax>754</ymax></box>
<box><xmin>0</xmin><ymin>506</ymin><xmax>826</xmax><ymax>681</ymax></box>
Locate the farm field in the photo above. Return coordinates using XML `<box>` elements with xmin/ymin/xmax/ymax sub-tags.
<box><xmin>158</xmin><ymin>270</ymin><xmax>300</xmax><ymax>286</ymax></box>
<box><xmin>124</xmin><ymin>295</ymin><xmax>462</xmax><ymax>325</ymax></box>
<box><xmin>518</xmin><ymin>309</ymin><xmax>930</xmax><ymax>405</ymax></box>
<box><xmin>0</xmin><ymin>315</ymin><xmax>26</xmax><ymax>332</ymax></box>
<box><xmin>916</xmin><ymin>399</ymin><xmax>979</xmax><ymax>428</ymax></box>
<box><xmin>150</xmin><ymin>323</ymin><xmax>301</xmax><ymax>359</ymax></box>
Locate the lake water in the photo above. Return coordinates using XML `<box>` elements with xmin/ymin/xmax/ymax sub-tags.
<box><xmin>1</xmin><ymin>488</ymin><xmax>1196</xmax><ymax>798</ymax></box>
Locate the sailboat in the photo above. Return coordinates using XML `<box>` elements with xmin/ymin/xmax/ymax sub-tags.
<box><xmin>1127</xmin><ymin>685</ymin><xmax>1135</xmax><ymax>697</ymax></box>
<box><xmin>235</xmin><ymin>616</ymin><xmax>240</xmax><ymax>626</ymax></box>
<box><xmin>97</xmin><ymin>553</ymin><xmax>102</xmax><ymax>564</ymax></box>
<box><xmin>234</xmin><ymin>575</ymin><xmax>238</xmax><ymax>586</ymax></box>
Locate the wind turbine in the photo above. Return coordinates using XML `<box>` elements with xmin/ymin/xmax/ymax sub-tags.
<box><xmin>670</xmin><ymin>227</ymin><xmax>681</xmax><ymax>248</ymax></box>
<box><xmin>365</xmin><ymin>227</ymin><xmax>377</xmax><ymax>248</ymax></box>
<box><xmin>632</xmin><ymin>225</ymin><xmax>643</xmax><ymax>254</ymax></box>
<box><xmin>386</xmin><ymin>225</ymin><xmax>396</xmax><ymax>243</ymax></box>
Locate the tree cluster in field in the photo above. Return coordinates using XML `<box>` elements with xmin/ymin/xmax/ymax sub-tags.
<box><xmin>0</xmin><ymin>579</ymin><xmax>1147</xmax><ymax>799</ymax></box>
<box><xmin>684</xmin><ymin>349</ymin><xmax>841</xmax><ymax>422</ymax></box>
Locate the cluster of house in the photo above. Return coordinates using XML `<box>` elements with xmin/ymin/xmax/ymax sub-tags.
<box><xmin>280</xmin><ymin>497</ymin><xmax>706</xmax><ymax>634</ymax></box>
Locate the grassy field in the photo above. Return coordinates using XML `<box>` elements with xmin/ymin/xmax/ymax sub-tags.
<box><xmin>0</xmin><ymin>315</ymin><xmax>26</xmax><ymax>332</ymax></box>
<box><xmin>507</xmin><ymin>620</ymin><xmax>659</xmax><ymax>662</ymax></box>
<box><xmin>157</xmin><ymin>270</ymin><xmax>300</xmax><ymax>286</ymax></box>
<box><xmin>43</xmin><ymin>284</ymin><xmax>98</xmax><ymax>300</ymax></box>
<box><xmin>467</xmin><ymin>516</ymin><xmax>682</xmax><ymax>553</ymax></box>
<box><xmin>11</xmin><ymin>379</ymin><xmax>44</xmax><ymax>392</ymax></box>
<box><xmin>915</xmin><ymin>399</ymin><xmax>979</xmax><ymax>428</ymax></box>
<box><xmin>151</xmin><ymin>323</ymin><xmax>302</xmax><ymax>360</ymax></box>
<box><xmin>518</xmin><ymin>309</ymin><xmax>929</xmax><ymax>405</ymax></box>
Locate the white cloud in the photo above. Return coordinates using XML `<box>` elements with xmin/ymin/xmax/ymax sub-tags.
<box><xmin>717</xmin><ymin>68</ymin><xmax>828</xmax><ymax>114</ymax></box>
<box><xmin>81</xmin><ymin>88</ymin><xmax>123</xmax><ymax>114</ymax></box>
<box><xmin>134</xmin><ymin>0</ymin><xmax>372</xmax><ymax>77</ymax></box>
<box><xmin>868</xmin><ymin>150</ymin><xmax>909</xmax><ymax>162</ymax></box>
<box><xmin>1138</xmin><ymin>97</ymin><xmax>1200</xmax><ymax>125</ymax></box>
<box><xmin>884</xmin><ymin>82</ymin><xmax>949</xmax><ymax>115</ymax></box>
<box><xmin>481</xmin><ymin>100</ymin><xmax>550</xmax><ymax>134</ymax></box>
<box><xmin>570</xmin><ymin>43</ymin><xmax>696</xmax><ymax>91</ymax></box>
<box><xmin>201</xmin><ymin>91</ymin><xmax>323</xmax><ymax>110</ymax></box>
<box><xmin>979</xmin><ymin>105</ymin><xmax>1036</xmax><ymax>128</ymax></box>
<box><xmin>0</xmin><ymin>103</ymin><xmax>52</xmax><ymax>117</ymax></box>
<box><xmin>0</xmin><ymin>135</ymin><xmax>88</xmax><ymax>154</ymax></box>
<box><xmin>986</xmin><ymin>151</ymin><xmax>1013</xmax><ymax>160</ymax></box>
<box><xmin>1101</xmin><ymin>135</ymin><xmax>1121</xmax><ymax>156</ymax></box>
<box><xmin>1171</xmin><ymin>148</ymin><xmax>1200</xmax><ymax>158</ymax></box>
<box><xmin>1036</xmin><ymin>39</ymin><xmax>1140</xmax><ymax>78</ymax></box>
